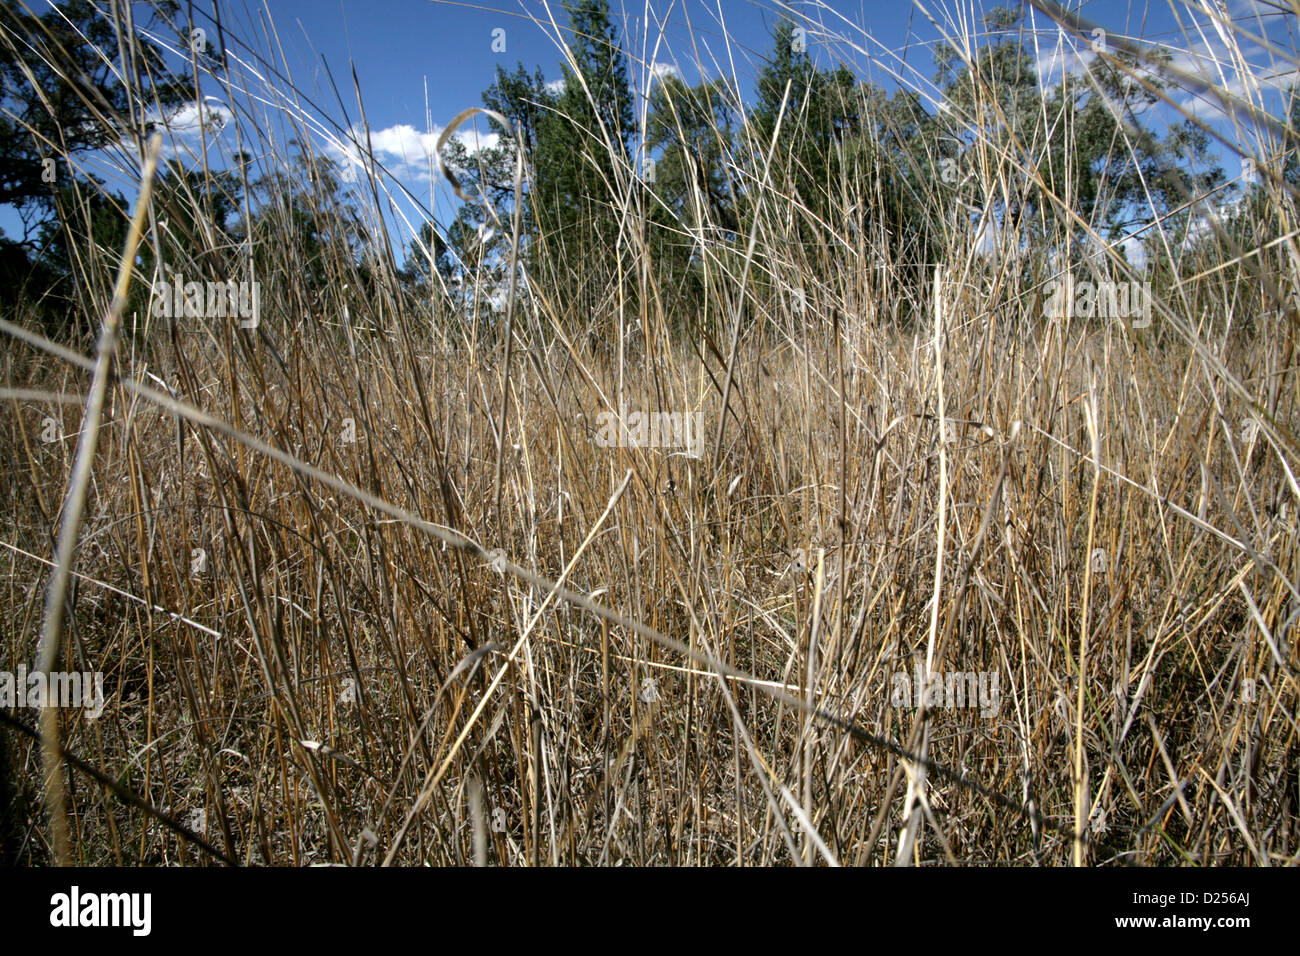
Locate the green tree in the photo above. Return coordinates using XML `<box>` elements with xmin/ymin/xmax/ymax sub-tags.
<box><xmin>647</xmin><ymin>76</ymin><xmax>739</xmax><ymax>235</ymax></box>
<box><xmin>399</xmin><ymin>220</ymin><xmax>452</xmax><ymax>297</ymax></box>
<box><xmin>241</xmin><ymin>146</ymin><xmax>369</xmax><ymax>298</ymax></box>
<box><xmin>643</xmin><ymin>76</ymin><xmax>739</xmax><ymax>314</ymax></box>
<box><xmin>436</xmin><ymin>134</ymin><xmax>521</xmax><ymax>313</ymax></box>
<box><xmin>934</xmin><ymin>6</ymin><xmax>1222</xmax><ymax>259</ymax></box>
<box><xmin>429</xmin><ymin>62</ymin><xmax>557</xmax><ymax>318</ymax></box>
<box><xmin>742</xmin><ymin>19</ymin><xmax>930</xmax><ymax>305</ymax></box>
<box><xmin>0</xmin><ymin>0</ymin><xmax>186</xmax><ymax>227</ymax></box>
<box><xmin>748</xmin><ymin>18</ymin><xmax>827</xmax><ymax>224</ymax></box>
<box><xmin>1287</xmin><ymin>90</ymin><xmax>1300</xmax><ymax>188</ymax></box>
<box><xmin>0</xmin><ymin>0</ymin><xmax>188</xmax><ymax>331</ymax></box>
<box><xmin>152</xmin><ymin>163</ymin><xmax>244</xmax><ymax>274</ymax></box>
<box><xmin>483</xmin><ymin>62</ymin><xmax>557</xmax><ymax>161</ymax></box>
<box><xmin>530</xmin><ymin>0</ymin><xmax>634</xmax><ymax>317</ymax></box>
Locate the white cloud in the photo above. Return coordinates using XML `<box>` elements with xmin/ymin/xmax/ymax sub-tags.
<box><xmin>159</xmin><ymin>99</ymin><xmax>235</xmax><ymax>136</ymax></box>
<box><xmin>1172</xmin><ymin>49</ymin><xmax>1299</xmax><ymax>125</ymax></box>
<box><xmin>128</xmin><ymin>99</ymin><xmax>234</xmax><ymax>163</ymax></box>
<box><xmin>1083</xmin><ymin>8</ymin><xmax>1298</xmax><ymax>125</ymax></box>
<box><xmin>366</xmin><ymin>123</ymin><xmax>439</xmax><ymax>159</ymax></box>
<box><xmin>650</xmin><ymin>62</ymin><xmax>679</xmax><ymax>81</ymax></box>
<box><xmin>1029</xmin><ymin>28</ymin><xmax>1150</xmax><ymax>92</ymax></box>
<box><xmin>545</xmin><ymin>78</ymin><xmax>566</xmax><ymax>94</ymax></box>
<box><xmin>1032</xmin><ymin>37</ymin><xmax>1089</xmax><ymax>88</ymax></box>
<box><xmin>1021</xmin><ymin>17</ymin><xmax>1299</xmax><ymax>153</ymax></box>
<box><xmin>329</xmin><ymin>122</ymin><xmax>500</xmax><ymax>182</ymax></box>
<box><xmin>1117</xmin><ymin>234</ymin><xmax>1147</xmax><ymax>271</ymax></box>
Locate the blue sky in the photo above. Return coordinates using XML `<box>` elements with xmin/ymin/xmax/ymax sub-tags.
<box><xmin>3</xmin><ymin>1</ymin><xmax>1297</xmax><ymax>260</ymax></box>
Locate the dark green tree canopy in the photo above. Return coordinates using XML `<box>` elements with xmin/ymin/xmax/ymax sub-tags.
<box><xmin>0</xmin><ymin>0</ymin><xmax>187</xmax><ymax>229</ymax></box>
<box><xmin>532</xmin><ymin>0</ymin><xmax>633</xmax><ymax>234</ymax></box>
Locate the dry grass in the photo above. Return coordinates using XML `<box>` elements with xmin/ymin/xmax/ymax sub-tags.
<box><xmin>0</xmin><ymin>0</ymin><xmax>1297</xmax><ymax>865</ymax></box>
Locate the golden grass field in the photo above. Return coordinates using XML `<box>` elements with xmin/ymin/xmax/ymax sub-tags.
<box><xmin>0</xmin><ymin>0</ymin><xmax>1297</xmax><ymax>865</ymax></box>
